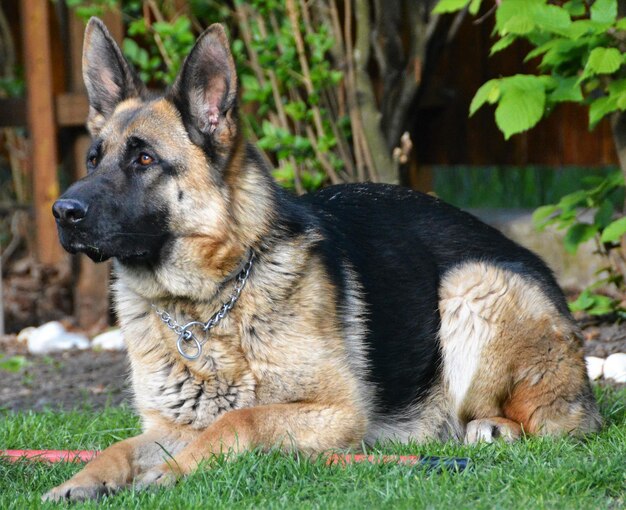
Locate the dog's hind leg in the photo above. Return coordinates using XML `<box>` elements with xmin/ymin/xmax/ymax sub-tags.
<box><xmin>438</xmin><ymin>262</ymin><xmax>601</xmax><ymax>444</ymax></box>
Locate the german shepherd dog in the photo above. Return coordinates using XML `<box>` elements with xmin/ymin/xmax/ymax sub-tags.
<box><xmin>46</xmin><ymin>17</ymin><xmax>601</xmax><ymax>501</ymax></box>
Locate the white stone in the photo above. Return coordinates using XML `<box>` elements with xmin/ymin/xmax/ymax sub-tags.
<box><xmin>16</xmin><ymin>326</ymin><xmax>35</xmax><ymax>343</ymax></box>
<box><xmin>26</xmin><ymin>321</ymin><xmax>89</xmax><ymax>355</ymax></box>
<box><xmin>92</xmin><ymin>329</ymin><xmax>126</xmax><ymax>351</ymax></box>
<box><xmin>585</xmin><ymin>356</ymin><xmax>605</xmax><ymax>381</ymax></box>
<box><xmin>604</xmin><ymin>353</ymin><xmax>626</xmax><ymax>383</ymax></box>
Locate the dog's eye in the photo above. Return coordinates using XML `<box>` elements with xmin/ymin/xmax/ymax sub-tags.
<box><xmin>88</xmin><ymin>155</ymin><xmax>98</xmax><ymax>167</ymax></box>
<box><xmin>138</xmin><ymin>153</ymin><xmax>154</xmax><ymax>166</ymax></box>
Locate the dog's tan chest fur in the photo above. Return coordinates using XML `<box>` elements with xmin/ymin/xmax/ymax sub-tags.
<box><xmin>115</xmin><ymin>253</ymin><xmax>366</xmax><ymax>433</ymax></box>
<box><xmin>120</xmin><ymin>312</ymin><xmax>257</xmax><ymax>430</ymax></box>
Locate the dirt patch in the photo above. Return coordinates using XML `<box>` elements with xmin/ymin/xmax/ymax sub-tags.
<box><xmin>0</xmin><ymin>336</ymin><xmax>131</xmax><ymax>412</ymax></box>
<box><xmin>580</xmin><ymin>321</ymin><xmax>626</xmax><ymax>357</ymax></box>
<box><xmin>1</xmin><ymin>318</ymin><xmax>624</xmax><ymax>412</ymax></box>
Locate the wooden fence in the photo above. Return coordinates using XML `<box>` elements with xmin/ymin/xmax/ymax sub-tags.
<box><xmin>1</xmin><ymin>1</ymin><xmax>121</xmax><ymax>328</ymax></box>
<box><xmin>411</xmin><ymin>10</ymin><xmax>618</xmax><ymax>168</ymax></box>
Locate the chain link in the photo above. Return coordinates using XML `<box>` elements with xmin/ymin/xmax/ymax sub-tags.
<box><xmin>151</xmin><ymin>251</ymin><xmax>255</xmax><ymax>359</ymax></box>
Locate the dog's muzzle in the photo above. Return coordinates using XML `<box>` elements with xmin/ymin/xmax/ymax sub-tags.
<box><xmin>52</xmin><ymin>196</ymin><xmax>99</xmax><ymax>257</ymax></box>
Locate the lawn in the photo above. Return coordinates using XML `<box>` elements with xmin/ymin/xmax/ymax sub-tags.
<box><xmin>1</xmin><ymin>386</ymin><xmax>625</xmax><ymax>509</ymax></box>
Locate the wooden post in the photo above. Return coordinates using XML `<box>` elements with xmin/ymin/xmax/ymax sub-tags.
<box><xmin>20</xmin><ymin>0</ymin><xmax>64</xmax><ymax>265</ymax></box>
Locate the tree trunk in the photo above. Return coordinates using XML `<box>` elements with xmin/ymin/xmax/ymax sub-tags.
<box><xmin>352</xmin><ymin>0</ymin><xmax>397</xmax><ymax>183</ymax></box>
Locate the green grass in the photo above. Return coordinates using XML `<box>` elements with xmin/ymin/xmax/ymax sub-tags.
<box><xmin>1</xmin><ymin>386</ymin><xmax>625</xmax><ymax>509</ymax></box>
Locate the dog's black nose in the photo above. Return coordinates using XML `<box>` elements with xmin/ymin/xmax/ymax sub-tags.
<box><xmin>52</xmin><ymin>199</ymin><xmax>88</xmax><ymax>225</ymax></box>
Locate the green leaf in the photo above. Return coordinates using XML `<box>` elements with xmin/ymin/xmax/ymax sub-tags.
<box><xmin>537</xmin><ymin>39</ymin><xmax>588</xmax><ymax>70</ymax></box>
<box><xmin>152</xmin><ymin>21</ymin><xmax>174</xmax><ymax>35</ymax></box>
<box><xmin>284</xmin><ymin>101</ymin><xmax>307</xmax><ymax>121</ymax></box>
<box><xmin>532</xmin><ymin>204</ymin><xmax>558</xmax><ymax>229</ymax></box>
<box><xmin>608</xmin><ymin>78</ymin><xmax>626</xmax><ymax>96</ymax></box>
<box><xmin>558</xmin><ymin>189</ymin><xmax>588</xmax><ymax>211</ymax></box>
<box><xmin>532</xmin><ymin>4</ymin><xmax>572</xmax><ymax>34</ymax></box>
<box><xmin>590</xmin><ymin>0</ymin><xmax>617</xmax><ymax>24</ymax></box>
<box><xmin>495</xmin><ymin>0</ymin><xmax>542</xmax><ymax>35</ymax></box>
<box><xmin>122</xmin><ymin>38</ymin><xmax>140</xmax><ymax>60</ymax></box>
<box><xmin>127</xmin><ymin>19</ymin><xmax>147</xmax><ymax>36</ymax></box>
<box><xmin>607</xmin><ymin>79</ymin><xmax>626</xmax><ymax>110</ymax></box>
<box><xmin>569</xmin><ymin>290</ymin><xmax>616</xmax><ymax>315</ymax></box>
<box><xmin>587</xmin><ymin>293</ymin><xmax>616</xmax><ymax>315</ymax></box>
<box><xmin>595</xmin><ymin>199</ymin><xmax>614</xmax><ymax>228</ymax></box>
<box><xmin>525</xmin><ymin>39</ymin><xmax>559</xmax><ymax>61</ymax></box>
<box><xmin>490</xmin><ymin>34</ymin><xmax>517</xmax><ymax>55</ymax></box>
<box><xmin>563</xmin><ymin>223</ymin><xmax>598</xmax><ymax>254</ymax></box>
<box><xmin>539</xmin><ymin>75</ymin><xmax>558</xmax><ymax>89</ymax></box>
<box><xmin>469</xmin><ymin>79</ymin><xmax>500</xmax><ymax>116</ymax></box>
<box><xmin>569</xmin><ymin>290</ymin><xmax>594</xmax><ymax>311</ymax></box>
<box><xmin>616</xmin><ymin>93</ymin><xmax>626</xmax><ymax>110</ymax></box>
<box><xmin>261</xmin><ymin>120</ymin><xmax>278</xmax><ymax>138</ymax></box>
<box><xmin>468</xmin><ymin>0</ymin><xmax>482</xmax><ymax>15</ymax></box>
<box><xmin>502</xmin><ymin>15</ymin><xmax>535</xmax><ymax>35</ymax></box>
<box><xmin>600</xmin><ymin>216</ymin><xmax>626</xmax><ymax>242</ymax></box>
<box><xmin>241</xmin><ymin>74</ymin><xmax>260</xmax><ymax>92</ymax></box>
<box><xmin>432</xmin><ymin>0</ymin><xmax>469</xmax><ymax>14</ymax></box>
<box><xmin>558</xmin><ymin>19</ymin><xmax>604</xmax><ymax>38</ymax></box>
<box><xmin>330</xmin><ymin>70</ymin><xmax>343</xmax><ymax>84</ymax></box>
<box><xmin>589</xmin><ymin>95</ymin><xmax>619</xmax><ymax>127</ymax></box>
<box><xmin>549</xmin><ymin>76</ymin><xmax>583</xmax><ymax>102</ymax></box>
<box><xmin>494</xmin><ymin>75</ymin><xmax>546</xmax><ymax>139</ymax></box>
<box><xmin>584</xmin><ymin>47</ymin><xmax>623</xmax><ymax>76</ymax></box>
<box><xmin>563</xmin><ymin>0</ymin><xmax>586</xmax><ymax>17</ymax></box>
<box><xmin>606</xmin><ymin>171</ymin><xmax>625</xmax><ymax>188</ymax></box>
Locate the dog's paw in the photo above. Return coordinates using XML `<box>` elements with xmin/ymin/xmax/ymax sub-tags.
<box><xmin>41</xmin><ymin>477</ymin><xmax>120</xmax><ymax>502</ymax></box>
<box><xmin>464</xmin><ymin>418</ymin><xmax>522</xmax><ymax>444</ymax></box>
<box><xmin>134</xmin><ymin>464</ymin><xmax>178</xmax><ymax>491</ymax></box>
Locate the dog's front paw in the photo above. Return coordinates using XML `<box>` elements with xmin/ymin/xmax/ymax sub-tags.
<box><xmin>42</xmin><ymin>476</ymin><xmax>121</xmax><ymax>502</ymax></box>
<box><xmin>134</xmin><ymin>464</ymin><xmax>178</xmax><ymax>491</ymax></box>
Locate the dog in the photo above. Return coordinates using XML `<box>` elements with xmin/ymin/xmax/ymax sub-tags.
<box><xmin>45</xmin><ymin>17</ymin><xmax>601</xmax><ymax>502</ymax></box>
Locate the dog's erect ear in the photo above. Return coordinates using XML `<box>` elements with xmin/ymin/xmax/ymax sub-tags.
<box><xmin>82</xmin><ymin>17</ymin><xmax>145</xmax><ymax>135</ymax></box>
<box><xmin>169</xmin><ymin>24</ymin><xmax>238</xmax><ymax>152</ymax></box>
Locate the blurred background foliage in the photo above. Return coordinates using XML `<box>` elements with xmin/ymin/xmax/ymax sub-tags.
<box><xmin>63</xmin><ymin>0</ymin><xmax>428</xmax><ymax>192</ymax></box>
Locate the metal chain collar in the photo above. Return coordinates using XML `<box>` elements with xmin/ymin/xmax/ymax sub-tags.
<box><xmin>152</xmin><ymin>251</ymin><xmax>255</xmax><ymax>360</ymax></box>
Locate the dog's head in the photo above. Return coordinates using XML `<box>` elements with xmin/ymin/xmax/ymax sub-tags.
<box><xmin>54</xmin><ymin>18</ymin><xmax>270</xmax><ymax>296</ymax></box>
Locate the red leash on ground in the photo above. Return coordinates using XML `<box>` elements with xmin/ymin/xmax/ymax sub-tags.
<box><xmin>1</xmin><ymin>450</ymin><xmax>99</xmax><ymax>463</ymax></box>
<box><xmin>0</xmin><ymin>450</ymin><xmax>469</xmax><ymax>470</ymax></box>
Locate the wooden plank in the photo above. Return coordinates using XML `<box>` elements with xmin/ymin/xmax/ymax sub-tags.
<box><xmin>68</xmin><ymin>9</ymin><xmax>86</xmax><ymax>92</ymax></box>
<box><xmin>406</xmin><ymin>162</ymin><xmax>434</xmax><ymax>193</ymax></box>
<box><xmin>55</xmin><ymin>93</ymin><xmax>89</xmax><ymax>126</ymax></box>
<box><xmin>600</xmin><ymin>116</ymin><xmax>618</xmax><ymax>165</ymax></box>
<box><xmin>20</xmin><ymin>0</ymin><xmax>64</xmax><ymax>266</ymax></box>
<box><xmin>0</xmin><ymin>94</ymin><xmax>90</xmax><ymax>128</ymax></box>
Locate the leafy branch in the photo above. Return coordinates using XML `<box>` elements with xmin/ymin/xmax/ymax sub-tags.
<box><xmin>435</xmin><ymin>0</ymin><xmax>626</xmax><ymax>316</ymax></box>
